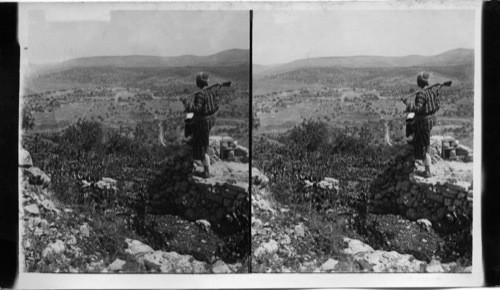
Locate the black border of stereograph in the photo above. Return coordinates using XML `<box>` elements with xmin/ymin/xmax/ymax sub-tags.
<box><xmin>0</xmin><ymin>3</ymin><xmax>19</xmax><ymax>288</ymax></box>
<box><xmin>482</xmin><ymin>1</ymin><xmax>500</xmax><ymax>286</ymax></box>
<box><xmin>2</xmin><ymin>2</ymin><xmax>500</xmax><ymax>287</ymax></box>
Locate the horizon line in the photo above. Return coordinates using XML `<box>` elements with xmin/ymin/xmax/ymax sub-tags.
<box><xmin>254</xmin><ymin>47</ymin><xmax>474</xmax><ymax>67</ymax></box>
<box><xmin>28</xmin><ymin>48</ymin><xmax>250</xmax><ymax>66</ymax></box>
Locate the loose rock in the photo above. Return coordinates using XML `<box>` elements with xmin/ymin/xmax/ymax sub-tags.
<box><xmin>320</xmin><ymin>258</ymin><xmax>339</xmax><ymax>272</ymax></box>
<box><xmin>19</xmin><ymin>148</ymin><xmax>33</xmax><ymax>168</ymax></box>
<box><xmin>294</xmin><ymin>224</ymin><xmax>305</xmax><ymax>238</ymax></box>
<box><xmin>79</xmin><ymin>224</ymin><xmax>90</xmax><ymax>238</ymax></box>
<box><xmin>42</xmin><ymin>239</ymin><xmax>66</xmax><ymax>258</ymax></box>
<box><xmin>125</xmin><ymin>239</ymin><xmax>154</xmax><ymax>256</ymax></box>
<box><xmin>212</xmin><ymin>260</ymin><xmax>231</xmax><ymax>274</ymax></box>
<box><xmin>426</xmin><ymin>259</ymin><xmax>445</xmax><ymax>273</ymax></box>
<box><xmin>24</xmin><ymin>204</ymin><xmax>39</xmax><ymax>215</ymax></box>
<box><xmin>195</xmin><ymin>219</ymin><xmax>211</xmax><ymax>232</ymax></box>
<box><xmin>254</xmin><ymin>239</ymin><xmax>279</xmax><ymax>259</ymax></box>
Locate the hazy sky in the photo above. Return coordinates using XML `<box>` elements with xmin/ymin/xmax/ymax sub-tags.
<box><xmin>254</xmin><ymin>10</ymin><xmax>475</xmax><ymax>65</ymax></box>
<box><xmin>22</xmin><ymin>5</ymin><xmax>249</xmax><ymax>64</ymax></box>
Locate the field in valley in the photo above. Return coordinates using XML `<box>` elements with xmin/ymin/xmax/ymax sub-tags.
<box><xmin>254</xmin><ymin>64</ymin><xmax>474</xmax><ymax>148</ymax></box>
<box><xmin>23</xmin><ymin>63</ymin><xmax>250</xmax><ymax>147</ymax></box>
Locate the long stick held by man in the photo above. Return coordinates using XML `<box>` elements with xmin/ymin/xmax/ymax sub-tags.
<box><xmin>181</xmin><ymin>72</ymin><xmax>231</xmax><ymax>178</ymax></box>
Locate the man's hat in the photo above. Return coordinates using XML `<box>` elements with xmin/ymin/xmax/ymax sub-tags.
<box><xmin>196</xmin><ymin>72</ymin><xmax>209</xmax><ymax>88</ymax></box>
<box><xmin>196</xmin><ymin>72</ymin><xmax>209</xmax><ymax>82</ymax></box>
<box><xmin>417</xmin><ymin>71</ymin><xmax>430</xmax><ymax>83</ymax></box>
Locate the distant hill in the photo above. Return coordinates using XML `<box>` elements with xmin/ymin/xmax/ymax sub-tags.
<box><xmin>27</xmin><ymin>49</ymin><xmax>249</xmax><ymax>75</ymax></box>
<box><xmin>256</xmin><ymin>48</ymin><xmax>473</xmax><ymax>75</ymax></box>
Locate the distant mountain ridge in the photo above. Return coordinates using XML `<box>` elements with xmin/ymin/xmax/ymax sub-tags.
<box><xmin>28</xmin><ymin>49</ymin><xmax>249</xmax><ymax>74</ymax></box>
<box><xmin>256</xmin><ymin>48</ymin><xmax>473</xmax><ymax>75</ymax></box>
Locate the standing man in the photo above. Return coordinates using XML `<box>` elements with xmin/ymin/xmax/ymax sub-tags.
<box><xmin>403</xmin><ymin>72</ymin><xmax>440</xmax><ymax>178</ymax></box>
<box><xmin>182</xmin><ymin>72</ymin><xmax>220</xmax><ymax>178</ymax></box>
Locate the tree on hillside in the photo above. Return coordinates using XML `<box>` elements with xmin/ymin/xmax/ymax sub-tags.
<box><xmin>22</xmin><ymin>106</ymin><xmax>35</xmax><ymax>130</ymax></box>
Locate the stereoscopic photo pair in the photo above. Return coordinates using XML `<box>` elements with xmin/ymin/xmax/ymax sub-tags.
<box><xmin>16</xmin><ymin>3</ymin><xmax>481</xmax><ymax>288</ymax></box>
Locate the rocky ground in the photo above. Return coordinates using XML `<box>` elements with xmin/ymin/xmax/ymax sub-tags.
<box><xmin>422</xmin><ymin>136</ymin><xmax>473</xmax><ymax>184</ymax></box>
<box><xmin>251</xmin><ymin>168</ymin><xmax>472</xmax><ymax>273</ymax></box>
<box><xmin>20</xmin><ymin>147</ymin><xmax>246</xmax><ymax>273</ymax></box>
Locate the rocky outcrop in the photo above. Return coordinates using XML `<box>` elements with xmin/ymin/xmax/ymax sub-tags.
<box><xmin>105</xmin><ymin>238</ymin><xmax>242</xmax><ymax>273</ymax></box>
<box><xmin>20</xmin><ymin>149</ymin><xmax>59</xmax><ymax>217</ymax></box>
<box><xmin>369</xmin><ymin>137</ymin><xmax>473</xmax><ymax>232</ymax></box>
<box><xmin>251</xmin><ymin>166</ymin><xmax>470</xmax><ymax>273</ymax></box>
<box><xmin>342</xmin><ymin>237</ymin><xmax>467</xmax><ymax>273</ymax></box>
<box><xmin>149</xmin><ymin>137</ymin><xmax>250</xmax><ymax>229</ymax></box>
<box><xmin>19</xmin><ymin>148</ymin><xmax>51</xmax><ymax>188</ymax></box>
<box><xmin>20</xmin><ymin>145</ymin><xmax>246</xmax><ymax>273</ymax></box>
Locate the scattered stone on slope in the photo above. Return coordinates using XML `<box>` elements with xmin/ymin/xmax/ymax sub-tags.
<box><xmin>426</xmin><ymin>259</ymin><xmax>445</xmax><ymax>273</ymax></box>
<box><xmin>42</xmin><ymin>239</ymin><xmax>66</xmax><ymax>259</ymax></box>
<box><xmin>212</xmin><ymin>260</ymin><xmax>231</xmax><ymax>274</ymax></box>
<box><xmin>227</xmin><ymin>262</ymin><xmax>243</xmax><ymax>273</ymax></box>
<box><xmin>79</xmin><ymin>224</ymin><xmax>90</xmax><ymax>238</ymax></box>
<box><xmin>192</xmin><ymin>260</ymin><xmax>210</xmax><ymax>274</ymax></box>
<box><xmin>441</xmin><ymin>262</ymin><xmax>457</xmax><ymax>272</ymax></box>
<box><xmin>96</xmin><ymin>177</ymin><xmax>118</xmax><ymax>190</ymax></box>
<box><xmin>41</xmin><ymin>199</ymin><xmax>60</xmax><ymax>214</ymax></box>
<box><xmin>162</xmin><ymin>251</ymin><xmax>195</xmax><ymax>273</ymax></box>
<box><xmin>318</xmin><ymin>177</ymin><xmax>340</xmax><ymax>191</ymax></box>
<box><xmin>24</xmin><ymin>167</ymin><xmax>51</xmax><ymax>188</ymax></box>
<box><xmin>19</xmin><ymin>148</ymin><xmax>33</xmax><ymax>168</ymax></box>
<box><xmin>195</xmin><ymin>219</ymin><xmax>211</xmax><ymax>232</ymax></box>
<box><xmin>34</xmin><ymin>227</ymin><xmax>44</xmax><ymax>236</ymax></box>
<box><xmin>320</xmin><ymin>258</ymin><xmax>339</xmax><ymax>272</ymax></box>
<box><xmin>24</xmin><ymin>204</ymin><xmax>40</xmax><ymax>215</ymax></box>
<box><xmin>143</xmin><ymin>251</ymin><xmax>165</xmax><ymax>270</ymax></box>
<box><xmin>254</xmin><ymin>239</ymin><xmax>279</xmax><ymax>259</ymax></box>
<box><xmin>125</xmin><ymin>238</ymin><xmax>154</xmax><ymax>256</ymax></box>
<box><xmin>159</xmin><ymin>262</ymin><xmax>173</xmax><ymax>273</ymax></box>
<box><xmin>66</xmin><ymin>234</ymin><xmax>77</xmax><ymax>245</ymax></box>
<box><xmin>294</xmin><ymin>224</ymin><xmax>305</xmax><ymax>238</ymax></box>
<box><xmin>343</xmin><ymin>238</ymin><xmax>374</xmax><ymax>255</ymax></box>
<box><xmin>343</xmin><ymin>238</ymin><xmax>426</xmax><ymax>272</ymax></box>
<box><xmin>357</xmin><ymin>250</ymin><xmax>426</xmax><ymax>272</ymax></box>
<box><xmin>123</xmin><ymin>247</ymin><xmax>213</xmax><ymax>274</ymax></box>
<box><xmin>417</xmin><ymin>219</ymin><xmax>432</xmax><ymax>232</ymax></box>
<box><xmin>252</xmin><ymin>167</ymin><xmax>269</xmax><ymax>189</ymax></box>
<box><xmin>252</xmin><ymin>217</ymin><xmax>263</xmax><ymax>227</ymax></box>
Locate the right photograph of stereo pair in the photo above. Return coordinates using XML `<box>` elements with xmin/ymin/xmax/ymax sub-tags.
<box><xmin>251</xmin><ymin>10</ymin><xmax>476</xmax><ymax>273</ymax></box>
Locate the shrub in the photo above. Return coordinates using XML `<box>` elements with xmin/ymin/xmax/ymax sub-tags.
<box><xmin>22</xmin><ymin>106</ymin><xmax>35</xmax><ymax>130</ymax></box>
<box><xmin>288</xmin><ymin>120</ymin><xmax>329</xmax><ymax>152</ymax></box>
<box><xmin>105</xmin><ymin>131</ymin><xmax>139</xmax><ymax>155</ymax></box>
<box><xmin>60</xmin><ymin>119</ymin><xmax>103</xmax><ymax>154</ymax></box>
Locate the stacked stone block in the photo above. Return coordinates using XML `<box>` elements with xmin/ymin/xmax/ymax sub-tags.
<box><xmin>149</xmin><ymin>144</ymin><xmax>250</xmax><ymax>227</ymax></box>
<box><xmin>438</xmin><ymin>136</ymin><xmax>474</xmax><ymax>162</ymax></box>
<box><xmin>369</xmin><ymin>144</ymin><xmax>472</xmax><ymax>231</ymax></box>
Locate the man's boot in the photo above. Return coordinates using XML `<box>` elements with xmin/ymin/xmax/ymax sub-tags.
<box><xmin>202</xmin><ymin>154</ymin><xmax>211</xmax><ymax>179</ymax></box>
<box><xmin>203</xmin><ymin>165</ymin><xmax>210</xmax><ymax>179</ymax></box>
<box><xmin>424</xmin><ymin>165</ymin><xmax>432</xmax><ymax>178</ymax></box>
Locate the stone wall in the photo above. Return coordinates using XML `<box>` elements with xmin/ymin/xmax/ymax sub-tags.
<box><xmin>369</xmin><ymin>143</ymin><xmax>473</xmax><ymax>232</ymax></box>
<box><xmin>148</xmin><ymin>144</ymin><xmax>249</xmax><ymax>230</ymax></box>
